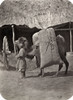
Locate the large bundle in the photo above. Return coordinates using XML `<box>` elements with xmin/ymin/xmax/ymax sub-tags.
<box><xmin>38</xmin><ymin>28</ymin><xmax>61</xmax><ymax>69</ymax></box>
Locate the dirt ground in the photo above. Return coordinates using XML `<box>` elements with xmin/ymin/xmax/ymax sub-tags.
<box><xmin>0</xmin><ymin>53</ymin><xmax>73</xmax><ymax>100</ymax></box>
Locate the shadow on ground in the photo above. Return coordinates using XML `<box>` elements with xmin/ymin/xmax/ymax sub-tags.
<box><xmin>8</xmin><ymin>65</ymin><xmax>16</xmax><ymax>71</ymax></box>
<box><xmin>0</xmin><ymin>65</ymin><xmax>16</xmax><ymax>71</ymax></box>
<box><xmin>44</xmin><ymin>71</ymin><xmax>73</xmax><ymax>77</ymax></box>
<box><xmin>24</xmin><ymin>70</ymin><xmax>73</xmax><ymax>78</ymax></box>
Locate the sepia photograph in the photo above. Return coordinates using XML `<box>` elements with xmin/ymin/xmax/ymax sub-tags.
<box><xmin>0</xmin><ymin>0</ymin><xmax>73</xmax><ymax>100</ymax></box>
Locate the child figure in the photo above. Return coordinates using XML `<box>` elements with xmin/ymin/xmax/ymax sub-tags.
<box><xmin>16</xmin><ymin>37</ymin><xmax>34</xmax><ymax>78</ymax></box>
<box><xmin>16</xmin><ymin>42</ymin><xmax>27</xmax><ymax>78</ymax></box>
<box><xmin>16</xmin><ymin>37</ymin><xmax>33</xmax><ymax>78</ymax></box>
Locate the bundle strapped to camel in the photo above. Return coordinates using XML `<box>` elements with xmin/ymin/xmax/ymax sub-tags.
<box><xmin>38</xmin><ymin>28</ymin><xmax>62</xmax><ymax>69</ymax></box>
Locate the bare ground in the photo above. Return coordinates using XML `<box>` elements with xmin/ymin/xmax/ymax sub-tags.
<box><xmin>0</xmin><ymin>53</ymin><xmax>73</xmax><ymax>100</ymax></box>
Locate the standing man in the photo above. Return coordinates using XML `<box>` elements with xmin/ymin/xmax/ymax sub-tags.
<box><xmin>2</xmin><ymin>36</ymin><xmax>11</xmax><ymax>70</ymax></box>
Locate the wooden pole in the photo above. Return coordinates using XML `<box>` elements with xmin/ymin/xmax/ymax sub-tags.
<box><xmin>55</xmin><ymin>28</ymin><xmax>73</xmax><ymax>31</ymax></box>
<box><xmin>69</xmin><ymin>22</ymin><xmax>72</xmax><ymax>52</ymax></box>
<box><xmin>11</xmin><ymin>25</ymin><xmax>15</xmax><ymax>53</ymax></box>
<box><xmin>70</xmin><ymin>29</ymin><xmax>72</xmax><ymax>52</ymax></box>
